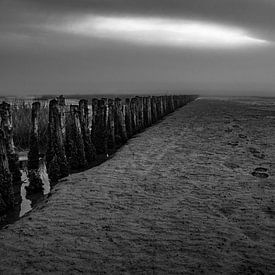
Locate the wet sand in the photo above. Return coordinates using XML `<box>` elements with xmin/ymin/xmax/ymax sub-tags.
<box><xmin>0</xmin><ymin>98</ymin><xmax>274</xmax><ymax>274</ymax></box>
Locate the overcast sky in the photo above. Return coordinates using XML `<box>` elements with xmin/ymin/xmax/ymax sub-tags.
<box><xmin>0</xmin><ymin>0</ymin><xmax>275</xmax><ymax>96</ymax></box>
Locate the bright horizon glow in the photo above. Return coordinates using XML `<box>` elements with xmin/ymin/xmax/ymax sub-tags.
<box><xmin>52</xmin><ymin>15</ymin><xmax>269</xmax><ymax>48</ymax></box>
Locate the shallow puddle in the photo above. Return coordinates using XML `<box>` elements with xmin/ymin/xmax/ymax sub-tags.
<box><xmin>0</xmin><ymin>152</ymin><xmax>111</xmax><ymax>228</ymax></box>
<box><xmin>0</xmin><ymin>158</ymin><xmax>50</xmax><ymax>228</ymax></box>
<box><xmin>19</xmin><ymin>159</ymin><xmax>50</xmax><ymax>217</ymax></box>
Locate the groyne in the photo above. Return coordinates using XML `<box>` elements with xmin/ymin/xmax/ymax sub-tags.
<box><xmin>0</xmin><ymin>94</ymin><xmax>197</xmax><ymax>217</ymax></box>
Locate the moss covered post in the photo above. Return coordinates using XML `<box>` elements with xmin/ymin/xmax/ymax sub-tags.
<box><xmin>46</xmin><ymin>99</ymin><xmax>69</xmax><ymax>182</ymax></box>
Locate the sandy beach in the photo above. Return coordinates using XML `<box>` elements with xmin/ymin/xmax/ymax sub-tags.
<box><xmin>0</xmin><ymin>97</ymin><xmax>274</xmax><ymax>274</ymax></box>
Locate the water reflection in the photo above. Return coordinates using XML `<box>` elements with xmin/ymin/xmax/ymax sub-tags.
<box><xmin>20</xmin><ymin>159</ymin><xmax>50</xmax><ymax>217</ymax></box>
<box><xmin>1</xmin><ymin>152</ymin><xmax>111</xmax><ymax>228</ymax></box>
<box><xmin>19</xmin><ymin>170</ymin><xmax>32</xmax><ymax>217</ymax></box>
<box><xmin>0</xmin><ymin>158</ymin><xmax>50</xmax><ymax>228</ymax></box>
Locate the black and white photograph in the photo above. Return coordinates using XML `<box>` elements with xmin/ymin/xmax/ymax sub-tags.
<box><xmin>0</xmin><ymin>0</ymin><xmax>274</xmax><ymax>274</ymax></box>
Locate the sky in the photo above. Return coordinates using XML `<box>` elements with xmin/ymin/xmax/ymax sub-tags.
<box><xmin>0</xmin><ymin>0</ymin><xmax>275</xmax><ymax>96</ymax></box>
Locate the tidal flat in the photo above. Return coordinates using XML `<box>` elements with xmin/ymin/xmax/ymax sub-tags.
<box><xmin>0</xmin><ymin>97</ymin><xmax>274</xmax><ymax>274</ymax></box>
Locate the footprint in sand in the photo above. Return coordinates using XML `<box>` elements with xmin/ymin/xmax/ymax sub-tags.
<box><xmin>251</xmin><ymin>167</ymin><xmax>269</xmax><ymax>178</ymax></box>
<box><xmin>254</xmin><ymin>167</ymin><xmax>268</xmax><ymax>172</ymax></box>
<box><xmin>248</xmin><ymin>147</ymin><xmax>265</xmax><ymax>159</ymax></box>
<box><xmin>224</xmin><ymin>162</ymin><xmax>240</xmax><ymax>169</ymax></box>
<box><xmin>227</xmin><ymin>141</ymin><xmax>239</xmax><ymax>147</ymax></box>
<box><xmin>238</xmin><ymin>133</ymin><xmax>247</xmax><ymax>139</ymax></box>
<box><xmin>224</xmin><ymin>127</ymin><xmax>233</xmax><ymax>133</ymax></box>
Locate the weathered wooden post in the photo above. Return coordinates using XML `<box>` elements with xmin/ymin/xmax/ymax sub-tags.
<box><xmin>0</xmin><ymin>102</ymin><xmax>21</xmax><ymax>183</ymax></box>
<box><xmin>174</xmin><ymin>95</ymin><xmax>179</xmax><ymax>109</ymax></box>
<box><xmin>93</xmin><ymin>99</ymin><xmax>108</xmax><ymax>155</ymax></box>
<box><xmin>107</xmin><ymin>98</ymin><xmax>116</xmax><ymax>151</ymax></box>
<box><xmin>27</xmin><ymin>102</ymin><xmax>43</xmax><ymax>192</ymax></box>
<box><xmin>121</xmin><ymin>101</ymin><xmax>128</xmax><ymax>143</ymax></box>
<box><xmin>166</xmin><ymin>95</ymin><xmax>170</xmax><ymax>113</ymax></box>
<box><xmin>135</xmin><ymin>96</ymin><xmax>144</xmax><ymax>131</ymax></box>
<box><xmin>114</xmin><ymin>98</ymin><xmax>128</xmax><ymax>145</ymax></box>
<box><xmin>160</xmin><ymin>96</ymin><xmax>164</xmax><ymax>118</ymax></box>
<box><xmin>0</xmin><ymin>129</ymin><xmax>14</xmax><ymax>214</ymax></box>
<box><xmin>151</xmin><ymin>96</ymin><xmax>157</xmax><ymax>123</ymax></box>
<box><xmin>28</xmin><ymin>102</ymin><xmax>40</xmax><ymax>171</ymax></box>
<box><xmin>140</xmin><ymin>97</ymin><xmax>144</xmax><ymax>130</ymax></box>
<box><xmin>163</xmin><ymin>96</ymin><xmax>168</xmax><ymax>115</ymax></box>
<box><xmin>156</xmin><ymin>96</ymin><xmax>161</xmax><ymax>121</ymax></box>
<box><xmin>57</xmin><ymin>95</ymin><xmax>66</xmax><ymax>142</ymax></box>
<box><xmin>46</xmin><ymin>99</ymin><xmax>69</xmax><ymax>182</ymax></box>
<box><xmin>170</xmin><ymin>95</ymin><xmax>175</xmax><ymax>112</ymax></box>
<box><xmin>79</xmin><ymin>99</ymin><xmax>96</xmax><ymax>163</ymax></box>
<box><xmin>161</xmin><ymin>96</ymin><xmax>165</xmax><ymax>116</ymax></box>
<box><xmin>65</xmin><ymin>105</ymin><xmax>87</xmax><ymax>170</ymax></box>
<box><xmin>180</xmin><ymin>95</ymin><xmax>184</xmax><ymax>107</ymax></box>
<box><xmin>124</xmin><ymin>98</ymin><xmax>133</xmax><ymax>138</ymax></box>
<box><xmin>147</xmin><ymin>97</ymin><xmax>152</xmax><ymax>126</ymax></box>
<box><xmin>134</xmin><ymin>97</ymin><xmax>140</xmax><ymax>132</ymax></box>
<box><xmin>142</xmin><ymin>97</ymin><xmax>148</xmax><ymax>128</ymax></box>
<box><xmin>91</xmin><ymin>98</ymin><xmax>98</xmax><ymax>149</ymax></box>
<box><xmin>130</xmin><ymin>97</ymin><xmax>138</xmax><ymax>134</ymax></box>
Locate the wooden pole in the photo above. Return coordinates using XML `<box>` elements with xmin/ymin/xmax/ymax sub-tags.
<box><xmin>93</xmin><ymin>99</ymin><xmax>108</xmax><ymax>155</ymax></box>
<box><xmin>0</xmin><ymin>102</ymin><xmax>21</xmax><ymax>183</ymax></box>
<box><xmin>57</xmin><ymin>95</ymin><xmax>66</xmax><ymax>142</ymax></box>
<box><xmin>142</xmin><ymin>97</ymin><xmax>148</xmax><ymax>128</ymax></box>
<box><xmin>107</xmin><ymin>98</ymin><xmax>115</xmax><ymax>151</ymax></box>
<box><xmin>0</xmin><ymin>129</ymin><xmax>14</xmax><ymax>214</ymax></box>
<box><xmin>130</xmin><ymin>98</ymin><xmax>138</xmax><ymax>134</ymax></box>
<box><xmin>79</xmin><ymin>99</ymin><xmax>96</xmax><ymax>163</ymax></box>
<box><xmin>147</xmin><ymin>97</ymin><xmax>152</xmax><ymax>126</ymax></box>
<box><xmin>65</xmin><ymin>105</ymin><xmax>87</xmax><ymax>170</ymax></box>
<box><xmin>135</xmin><ymin>96</ymin><xmax>143</xmax><ymax>132</ymax></box>
<box><xmin>28</xmin><ymin>102</ymin><xmax>40</xmax><ymax>170</ymax></box>
<box><xmin>46</xmin><ymin>99</ymin><xmax>69</xmax><ymax>182</ymax></box>
<box><xmin>27</xmin><ymin>102</ymin><xmax>43</xmax><ymax>192</ymax></box>
<box><xmin>124</xmin><ymin>98</ymin><xmax>133</xmax><ymax>138</ymax></box>
<box><xmin>114</xmin><ymin>98</ymin><xmax>127</xmax><ymax>145</ymax></box>
<box><xmin>151</xmin><ymin>96</ymin><xmax>157</xmax><ymax>123</ymax></box>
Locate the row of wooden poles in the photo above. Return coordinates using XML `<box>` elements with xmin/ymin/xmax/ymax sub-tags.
<box><xmin>0</xmin><ymin>94</ymin><xmax>197</xmax><ymax>215</ymax></box>
<box><xmin>0</xmin><ymin>102</ymin><xmax>21</xmax><ymax>215</ymax></box>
